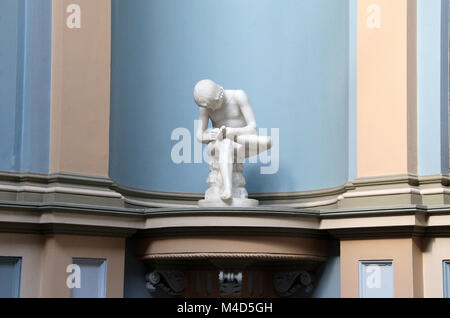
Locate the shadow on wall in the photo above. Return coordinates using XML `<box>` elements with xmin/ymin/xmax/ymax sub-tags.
<box><xmin>124</xmin><ymin>238</ymin><xmax>179</xmax><ymax>298</ymax></box>
<box><xmin>285</xmin><ymin>240</ymin><xmax>340</xmax><ymax>298</ymax></box>
<box><xmin>311</xmin><ymin>240</ymin><xmax>341</xmax><ymax>298</ymax></box>
<box><xmin>123</xmin><ymin>238</ymin><xmax>151</xmax><ymax>298</ymax></box>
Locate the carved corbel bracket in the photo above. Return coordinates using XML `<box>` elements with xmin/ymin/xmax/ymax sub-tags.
<box><xmin>273</xmin><ymin>271</ymin><xmax>315</xmax><ymax>297</ymax></box>
<box><xmin>145</xmin><ymin>271</ymin><xmax>186</xmax><ymax>296</ymax></box>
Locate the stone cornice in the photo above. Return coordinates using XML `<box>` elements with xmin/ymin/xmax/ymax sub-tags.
<box><xmin>2</xmin><ymin>171</ymin><xmax>450</xmax><ymax>210</ymax></box>
<box><xmin>0</xmin><ymin>171</ymin><xmax>114</xmax><ymax>187</ymax></box>
<box><xmin>140</xmin><ymin>253</ymin><xmax>328</xmax><ymax>261</ymax></box>
<box><xmin>1</xmin><ymin>172</ymin><xmax>450</xmax><ymax>238</ymax></box>
<box><xmin>111</xmin><ymin>174</ymin><xmax>450</xmax><ymax>209</ymax></box>
<box><xmin>110</xmin><ymin>183</ymin><xmax>201</xmax><ymax>201</ymax></box>
<box><xmin>351</xmin><ymin>174</ymin><xmax>420</xmax><ymax>186</ymax></box>
<box><xmin>0</xmin><ymin>199</ymin><xmax>448</xmax><ymax>238</ymax></box>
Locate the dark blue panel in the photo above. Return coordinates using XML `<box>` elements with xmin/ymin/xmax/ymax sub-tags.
<box><xmin>0</xmin><ymin>0</ymin><xmax>51</xmax><ymax>173</ymax></box>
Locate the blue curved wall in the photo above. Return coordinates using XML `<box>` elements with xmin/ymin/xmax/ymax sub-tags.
<box><xmin>110</xmin><ymin>0</ymin><xmax>350</xmax><ymax>193</ymax></box>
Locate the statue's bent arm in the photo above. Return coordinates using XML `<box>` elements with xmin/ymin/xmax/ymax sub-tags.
<box><xmin>196</xmin><ymin>108</ymin><xmax>213</xmax><ymax>144</ymax></box>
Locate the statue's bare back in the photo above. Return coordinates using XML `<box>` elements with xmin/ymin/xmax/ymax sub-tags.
<box><xmin>208</xmin><ymin>91</ymin><xmax>248</xmax><ymax>130</ymax></box>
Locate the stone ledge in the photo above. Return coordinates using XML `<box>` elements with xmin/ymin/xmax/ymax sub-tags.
<box><xmin>2</xmin><ymin>171</ymin><xmax>450</xmax><ymax>210</ymax></box>
<box><xmin>0</xmin><ymin>200</ymin><xmax>449</xmax><ymax>238</ymax></box>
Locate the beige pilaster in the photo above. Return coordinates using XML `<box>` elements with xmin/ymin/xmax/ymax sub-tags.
<box><xmin>50</xmin><ymin>0</ymin><xmax>111</xmax><ymax>177</ymax></box>
<box><xmin>357</xmin><ymin>0</ymin><xmax>417</xmax><ymax>177</ymax></box>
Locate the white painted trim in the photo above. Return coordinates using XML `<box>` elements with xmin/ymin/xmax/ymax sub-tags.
<box><xmin>342</xmin><ymin>188</ymin><xmax>422</xmax><ymax>198</ymax></box>
<box><xmin>421</xmin><ymin>188</ymin><xmax>450</xmax><ymax>195</ymax></box>
<box><xmin>124</xmin><ymin>197</ymin><xmax>194</xmax><ymax>209</ymax></box>
<box><xmin>269</xmin><ymin>187</ymin><xmax>450</xmax><ymax>208</ymax></box>
<box><xmin>126</xmin><ymin>197</ymin><xmax>340</xmax><ymax>209</ymax></box>
<box><xmin>268</xmin><ymin>198</ymin><xmax>339</xmax><ymax>209</ymax></box>
<box><xmin>342</xmin><ymin>187</ymin><xmax>450</xmax><ymax>199</ymax></box>
<box><xmin>0</xmin><ymin>184</ymin><xmax>123</xmax><ymax>199</ymax></box>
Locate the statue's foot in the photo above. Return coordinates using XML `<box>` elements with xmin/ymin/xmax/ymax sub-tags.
<box><xmin>221</xmin><ymin>188</ymin><xmax>232</xmax><ymax>201</ymax></box>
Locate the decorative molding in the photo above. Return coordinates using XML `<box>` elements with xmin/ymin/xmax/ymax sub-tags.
<box><xmin>1</xmin><ymin>172</ymin><xmax>450</xmax><ymax>239</ymax></box>
<box><xmin>110</xmin><ymin>182</ymin><xmax>202</xmax><ymax>200</ymax></box>
<box><xmin>271</xmin><ymin>198</ymin><xmax>340</xmax><ymax>209</ymax></box>
<box><xmin>136</xmin><ymin>227</ymin><xmax>327</xmax><ymax>240</ymax></box>
<box><xmin>111</xmin><ymin>183</ymin><xmax>200</xmax><ymax>208</ymax></box>
<box><xmin>0</xmin><ymin>184</ymin><xmax>122</xmax><ymax>199</ymax></box>
<box><xmin>351</xmin><ymin>174</ymin><xmax>420</xmax><ymax>187</ymax></box>
<box><xmin>115</xmin><ymin>174</ymin><xmax>450</xmax><ymax>209</ymax></box>
<box><xmin>341</xmin><ymin>187</ymin><xmax>422</xmax><ymax>198</ymax></box>
<box><xmin>250</xmin><ymin>184</ymin><xmax>349</xmax><ymax>200</ymax></box>
<box><xmin>145</xmin><ymin>271</ymin><xmax>185</xmax><ymax>296</ymax></box>
<box><xmin>0</xmin><ymin>172</ymin><xmax>124</xmax><ymax>209</ymax></box>
<box><xmin>1</xmin><ymin>171</ymin><xmax>450</xmax><ymax>210</ymax></box>
<box><xmin>320</xmin><ymin>204</ymin><xmax>427</xmax><ymax>218</ymax></box>
<box><xmin>418</xmin><ymin>174</ymin><xmax>450</xmax><ymax>186</ymax></box>
<box><xmin>327</xmin><ymin>226</ymin><xmax>427</xmax><ymax>240</ymax></box>
<box><xmin>139</xmin><ymin>253</ymin><xmax>328</xmax><ymax>262</ymax></box>
<box><xmin>111</xmin><ymin>180</ymin><xmax>349</xmax><ymax>209</ymax></box>
<box><xmin>0</xmin><ymin>171</ymin><xmax>114</xmax><ymax>187</ymax></box>
<box><xmin>273</xmin><ymin>271</ymin><xmax>315</xmax><ymax>297</ymax></box>
<box><xmin>124</xmin><ymin>197</ymin><xmax>192</xmax><ymax>209</ymax></box>
<box><xmin>2</xmin><ymin>199</ymin><xmax>450</xmax><ymax>238</ymax></box>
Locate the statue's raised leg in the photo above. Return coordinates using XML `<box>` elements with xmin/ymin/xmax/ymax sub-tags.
<box><xmin>198</xmin><ymin>140</ymin><xmax>258</xmax><ymax>207</ymax></box>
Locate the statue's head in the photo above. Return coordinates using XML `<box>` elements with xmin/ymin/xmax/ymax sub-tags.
<box><xmin>193</xmin><ymin>79</ymin><xmax>224</xmax><ymax>111</ymax></box>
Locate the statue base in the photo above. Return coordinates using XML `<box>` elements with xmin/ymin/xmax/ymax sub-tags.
<box><xmin>198</xmin><ymin>198</ymin><xmax>258</xmax><ymax>208</ymax></box>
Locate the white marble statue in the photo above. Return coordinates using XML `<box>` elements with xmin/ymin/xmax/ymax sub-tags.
<box><xmin>194</xmin><ymin>79</ymin><xmax>272</xmax><ymax>207</ymax></box>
